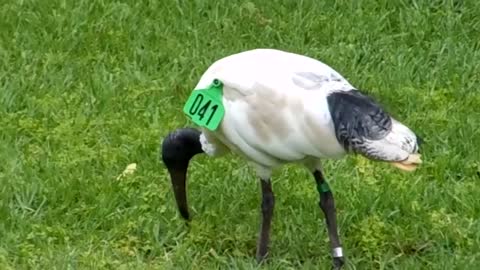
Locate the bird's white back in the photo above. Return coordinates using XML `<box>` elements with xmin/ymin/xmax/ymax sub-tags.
<box><xmin>193</xmin><ymin>49</ymin><xmax>352</xmax><ymax>169</ymax></box>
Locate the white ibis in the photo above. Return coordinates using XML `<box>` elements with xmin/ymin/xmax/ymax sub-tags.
<box><xmin>161</xmin><ymin>48</ymin><xmax>422</xmax><ymax>269</ymax></box>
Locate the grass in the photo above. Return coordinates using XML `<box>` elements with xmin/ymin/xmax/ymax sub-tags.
<box><xmin>1</xmin><ymin>0</ymin><xmax>480</xmax><ymax>269</ymax></box>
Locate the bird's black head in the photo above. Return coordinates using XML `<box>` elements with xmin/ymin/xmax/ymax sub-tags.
<box><xmin>161</xmin><ymin>128</ymin><xmax>204</xmax><ymax>171</ymax></box>
<box><xmin>160</xmin><ymin>127</ymin><xmax>204</xmax><ymax>221</ymax></box>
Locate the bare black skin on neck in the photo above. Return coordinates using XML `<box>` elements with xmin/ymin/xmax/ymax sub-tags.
<box><xmin>326</xmin><ymin>89</ymin><xmax>393</xmax><ymax>155</ymax></box>
<box><xmin>161</xmin><ymin>128</ymin><xmax>204</xmax><ymax>220</ymax></box>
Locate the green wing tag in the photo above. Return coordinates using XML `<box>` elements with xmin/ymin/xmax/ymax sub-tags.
<box><xmin>183</xmin><ymin>79</ymin><xmax>225</xmax><ymax>131</ymax></box>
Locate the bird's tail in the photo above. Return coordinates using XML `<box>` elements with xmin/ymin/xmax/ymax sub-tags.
<box><xmin>370</xmin><ymin>118</ymin><xmax>423</xmax><ymax>172</ymax></box>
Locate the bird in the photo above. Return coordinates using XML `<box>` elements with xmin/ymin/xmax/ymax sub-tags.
<box><xmin>161</xmin><ymin>48</ymin><xmax>422</xmax><ymax>269</ymax></box>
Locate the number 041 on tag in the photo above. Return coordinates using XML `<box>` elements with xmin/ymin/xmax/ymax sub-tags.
<box><xmin>183</xmin><ymin>79</ymin><xmax>225</xmax><ymax>131</ymax></box>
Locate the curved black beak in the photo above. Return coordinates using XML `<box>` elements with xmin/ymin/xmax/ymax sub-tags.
<box><xmin>161</xmin><ymin>128</ymin><xmax>204</xmax><ymax>220</ymax></box>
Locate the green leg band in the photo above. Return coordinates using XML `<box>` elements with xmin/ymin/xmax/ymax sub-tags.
<box><xmin>317</xmin><ymin>181</ymin><xmax>331</xmax><ymax>193</ymax></box>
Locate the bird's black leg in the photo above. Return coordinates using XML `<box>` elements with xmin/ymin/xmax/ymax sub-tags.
<box><xmin>313</xmin><ymin>170</ymin><xmax>344</xmax><ymax>269</ymax></box>
<box><xmin>256</xmin><ymin>178</ymin><xmax>275</xmax><ymax>263</ymax></box>
<box><xmin>161</xmin><ymin>128</ymin><xmax>204</xmax><ymax>220</ymax></box>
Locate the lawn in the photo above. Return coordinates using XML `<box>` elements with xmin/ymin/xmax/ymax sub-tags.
<box><xmin>1</xmin><ymin>0</ymin><xmax>480</xmax><ymax>269</ymax></box>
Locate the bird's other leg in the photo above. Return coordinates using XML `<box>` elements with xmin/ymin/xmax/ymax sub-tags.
<box><xmin>256</xmin><ymin>177</ymin><xmax>275</xmax><ymax>263</ymax></box>
<box><xmin>313</xmin><ymin>169</ymin><xmax>345</xmax><ymax>269</ymax></box>
<box><xmin>161</xmin><ymin>128</ymin><xmax>204</xmax><ymax>220</ymax></box>
<box><xmin>254</xmin><ymin>165</ymin><xmax>275</xmax><ymax>263</ymax></box>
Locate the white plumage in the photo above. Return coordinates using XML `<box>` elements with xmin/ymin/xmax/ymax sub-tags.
<box><xmin>193</xmin><ymin>48</ymin><xmax>421</xmax><ymax>177</ymax></box>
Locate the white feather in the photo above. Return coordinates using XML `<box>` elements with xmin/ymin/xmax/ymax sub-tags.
<box><xmin>363</xmin><ymin>118</ymin><xmax>418</xmax><ymax>161</ymax></box>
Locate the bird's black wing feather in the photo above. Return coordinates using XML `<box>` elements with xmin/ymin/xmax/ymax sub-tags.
<box><xmin>326</xmin><ymin>89</ymin><xmax>392</xmax><ymax>152</ymax></box>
